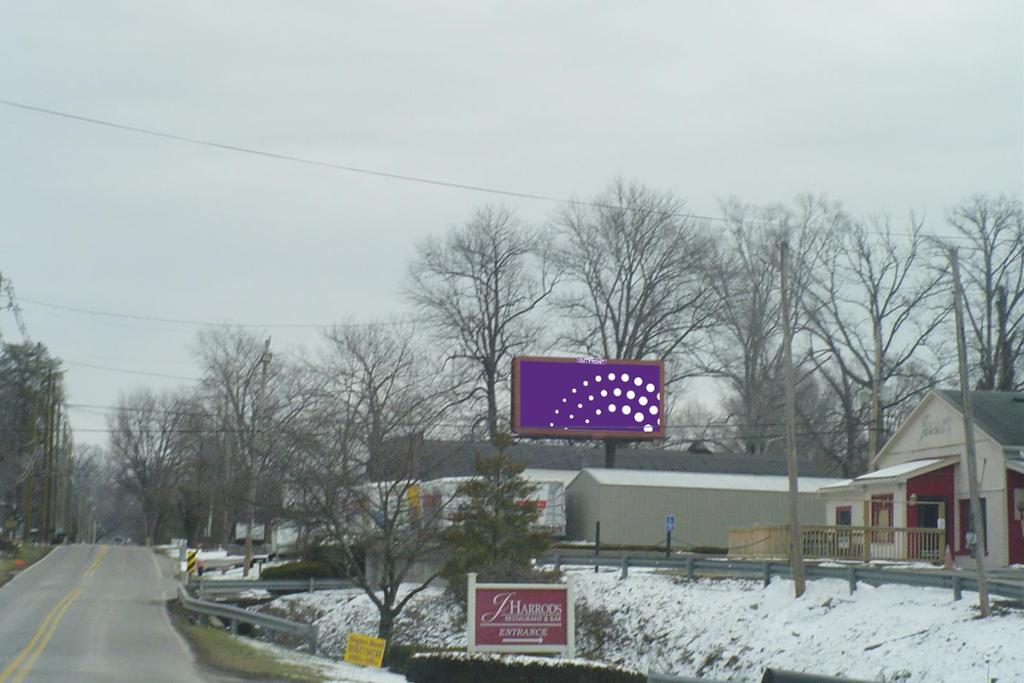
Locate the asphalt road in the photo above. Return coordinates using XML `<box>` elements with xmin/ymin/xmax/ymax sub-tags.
<box><xmin>0</xmin><ymin>544</ymin><xmax>220</xmax><ymax>682</ymax></box>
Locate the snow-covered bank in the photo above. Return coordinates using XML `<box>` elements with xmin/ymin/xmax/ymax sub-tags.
<box><xmin>262</xmin><ymin>571</ymin><xmax>1023</xmax><ymax>682</ymax></box>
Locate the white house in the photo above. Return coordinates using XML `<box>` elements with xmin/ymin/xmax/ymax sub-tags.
<box><xmin>819</xmin><ymin>390</ymin><xmax>1024</xmax><ymax>568</ymax></box>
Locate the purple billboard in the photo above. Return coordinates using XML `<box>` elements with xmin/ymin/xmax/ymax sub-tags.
<box><xmin>512</xmin><ymin>356</ymin><xmax>665</xmax><ymax>440</ymax></box>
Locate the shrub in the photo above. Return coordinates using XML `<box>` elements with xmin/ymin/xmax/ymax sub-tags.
<box><xmin>405</xmin><ymin>652</ymin><xmax>644</xmax><ymax>683</ymax></box>
<box><xmin>575</xmin><ymin>601</ymin><xmax>619</xmax><ymax>658</ymax></box>
<box><xmin>446</xmin><ymin>559</ymin><xmax>563</xmax><ymax>607</ymax></box>
<box><xmin>383</xmin><ymin>643</ymin><xmax>424</xmax><ymax>673</ymax></box>
<box><xmin>302</xmin><ymin>542</ymin><xmax>365</xmax><ymax>578</ymax></box>
<box><xmin>260</xmin><ymin>560</ymin><xmax>335</xmax><ymax>580</ymax></box>
<box><xmin>0</xmin><ymin>536</ymin><xmax>21</xmax><ymax>555</ymax></box>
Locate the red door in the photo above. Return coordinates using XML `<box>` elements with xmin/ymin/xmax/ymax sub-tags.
<box><xmin>1008</xmin><ymin>470</ymin><xmax>1024</xmax><ymax>565</ymax></box>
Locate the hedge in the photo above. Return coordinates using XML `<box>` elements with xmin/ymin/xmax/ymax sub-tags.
<box><xmin>404</xmin><ymin>652</ymin><xmax>644</xmax><ymax>683</ymax></box>
<box><xmin>259</xmin><ymin>560</ymin><xmax>335</xmax><ymax>580</ymax></box>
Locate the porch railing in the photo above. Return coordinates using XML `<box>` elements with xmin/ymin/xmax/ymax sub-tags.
<box><xmin>728</xmin><ymin>525</ymin><xmax>946</xmax><ymax>562</ymax></box>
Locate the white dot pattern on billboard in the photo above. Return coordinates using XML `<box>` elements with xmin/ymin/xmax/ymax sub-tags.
<box><xmin>513</xmin><ymin>357</ymin><xmax>663</xmax><ymax>437</ymax></box>
<box><xmin>548</xmin><ymin>372</ymin><xmax>661</xmax><ymax>431</ymax></box>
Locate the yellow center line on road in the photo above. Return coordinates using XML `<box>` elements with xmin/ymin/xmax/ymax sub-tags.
<box><xmin>9</xmin><ymin>587</ymin><xmax>82</xmax><ymax>683</ymax></box>
<box><xmin>0</xmin><ymin>546</ymin><xmax>109</xmax><ymax>682</ymax></box>
<box><xmin>0</xmin><ymin>587</ymin><xmax>81</xmax><ymax>683</ymax></box>
<box><xmin>84</xmin><ymin>546</ymin><xmax>108</xmax><ymax>577</ymax></box>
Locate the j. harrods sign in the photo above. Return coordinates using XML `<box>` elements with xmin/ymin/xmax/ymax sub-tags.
<box><xmin>467</xmin><ymin>573</ymin><xmax>575</xmax><ymax>657</ymax></box>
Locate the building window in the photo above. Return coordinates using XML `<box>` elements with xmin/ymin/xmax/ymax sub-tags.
<box><xmin>835</xmin><ymin>506</ymin><xmax>852</xmax><ymax>526</ymax></box>
<box><xmin>871</xmin><ymin>494</ymin><xmax>894</xmax><ymax>542</ymax></box>
<box><xmin>871</xmin><ymin>494</ymin><xmax>894</xmax><ymax>527</ymax></box>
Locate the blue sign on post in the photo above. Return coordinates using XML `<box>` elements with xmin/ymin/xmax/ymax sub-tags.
<box><xmin>665</xmin><ymin>515</ymin><xmax>675</xmax><ymax>532</ymax></box>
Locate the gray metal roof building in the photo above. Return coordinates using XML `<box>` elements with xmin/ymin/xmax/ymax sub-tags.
<box><xmin>566</xmin><ymin>468</ymin><xmax>844</xmax><ymax>549</ymax></box>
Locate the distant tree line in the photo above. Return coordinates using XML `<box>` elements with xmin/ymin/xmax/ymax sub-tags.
<box><xmin>3</xmin><ymin>185</ymin><xmax>1021</xmax><ymax>549</ymax></box>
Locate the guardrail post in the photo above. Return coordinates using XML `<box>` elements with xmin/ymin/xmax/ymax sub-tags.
<box><xmin>554</xmin><ymin>554</ymin><xmax>562</xmax><ymax>572</ymax></box>
<box><xmin>619</xmin><ymin>556</ymin><xmax>629</xmax><ymax>580</ymax></box>
<box><xmin>686</xmin><ymin>557</ymin><xmax>694</xmax><ymax>581</ymax></box>
<box><xmin>308</xmin><ymin>577</ymin><xmax>315</xmax><ymax>593</ymax></box>
<box><xmin>762</xmin><ymin>562</ymin><xmax>771</xmax><ymax>587</ymax></box>
<box><xmin>847</xmin><ymin>567</ymin><xmax>857</xmax><ymax>594</ymax></box>
<box><xmin>952</xmin><ymin>575</ymin><xmax>962</xmax><ymax>601</ymax></box>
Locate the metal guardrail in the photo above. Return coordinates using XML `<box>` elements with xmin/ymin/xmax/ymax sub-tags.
<box><xmin>543</xmin><ymin>553</ymin><xmax>1024</xmax><ymax>603</ymax></box>
<box><xmin>176</xmin><ymin>583</ymin><xmax>318</xmax><ymax>650</ymax></box>
<box><xmin>195</xmin><ymin>577</ymin><xmax>354</xmax><ymax>595</ymax></box>
<box><xmin>648</xmin><ymin>672</ymin><xmax>726</xmax><ymax>683</ymax></box>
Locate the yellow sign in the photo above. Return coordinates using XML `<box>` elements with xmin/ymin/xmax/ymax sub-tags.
<box><xmin>407</xmin><ymin>484</ymin><xmax>421</xmax><ymax>514</ymax></box>
<box><xmin>187</xmin><ymin>549</ymin><xmax>198</xmax><ymax>576</ymax></box>
<box><xmin>343</xmin><ymin>632</ymin><xmax>386</xmax><ymax>668</ymax></box>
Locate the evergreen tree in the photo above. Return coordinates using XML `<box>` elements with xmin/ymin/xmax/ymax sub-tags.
<box><xmin>441</xmin><ymin>434</ymin><xmax>552</xmax><ymax>599</ymax></box>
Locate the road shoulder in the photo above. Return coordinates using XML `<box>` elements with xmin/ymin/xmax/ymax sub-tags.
<box><xmin>0</xmin><ymin>543</ymin><xmax>54</xmax><ymax>589</ymax></box>
<box><xmin>166</xmin><ymin>598</ymin><xmax>323</xmax><ymax>682</ymax></box>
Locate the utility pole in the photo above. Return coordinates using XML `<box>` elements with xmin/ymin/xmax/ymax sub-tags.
<box><xmin>41</xmin><ymin>370</ymin><xmax>54</xmax><ymax>543</ymax></box>
<box><xmin>220</xmin><ymin>397</ymin><xmax>231</xmax><ymax>547</ymax></box>
<box><xmin>867</xmin><ymin>321</ymin><xmax>884</xmax><ymax>472</ymax></box>
<box><xmin>243</xmin><ymin>337</ymin><xmax>271</xmax><ymax>578</ymax></box>
<box><xmin>778</xmin><ymin>240</ymin><xmax>806</xmax><ymax>598</ymax></box>
<box><xmin>949</xmin><ymin>249</ymin><xmax>991</xmax><ymax>617</ymax></box>
<box><xmin>22</xmin><ymin>385</ymin><xmax>39</xmax><ymax>543</ymax></box>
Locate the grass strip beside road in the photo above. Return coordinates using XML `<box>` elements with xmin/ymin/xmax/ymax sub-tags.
<box><xmin>167</xmin><ymin>600</ymin><xmax>322</xmax><ymax>682</ymax></box>
<box><xmin>0</xmin><ymin>544</ymin><xmax>53</xmax><ymax>589</ymax></box>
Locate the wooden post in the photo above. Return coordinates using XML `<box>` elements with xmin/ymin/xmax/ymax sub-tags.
<box><xmin>867</xmin><ymin>320</ymin><xmax>884</xmax><ymax>473</ymax></box>
<box><xmin>949</xmin><ymin>249</ymin><xmax>991</xmax><ymax>617</ymax></box>
<box><xmin>41</xmin><ymin>370</ymin><xmax>55</xmax><ymax>543</ymax></box>
<box><xmin>863</xmin><ymin>503</ymin><xmax>871</xmax><ymax>562</ymax></box>
<box><xmin>466</xmin><ymin>573</ymin><xmax>477</xmax><ymax>653</ymax></box>
<box><xmin>778</xmin><ymin>240</ymin><xmax>806</xmax><ymax>597</ymax></box>
<box><xmin>243</xmin><ymin>337</ymin><xmax>271</xmax><ymax>578</ymax></box>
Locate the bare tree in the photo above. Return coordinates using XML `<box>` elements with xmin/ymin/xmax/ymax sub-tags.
<box><xmin>805</xmin><ymin>216</ymin><xmax>951</xmax><ymax>473</ymax></box>
<box><xmin>68</xmin><ymin>444</ymin><xmax>120</xmax><ymax>543</ymax></box>
<box><xmin>195</xmin><ymin>328</ymin><xmax>310</xmax><ymax>574</ymax></box>
<box><xmin>554</xmin><ymin>180</ymin><xmax>719</xmax><ymax>467</ymax></box>
<box><xmin>286</xmin><ymin>324</ymin><xmax>456</xmax><ymax>646</ymax></box>
<box><xmin>109</xmin><ymin>389</ymin><xmax>189</xmax><ymax>544</ymax></box>
<box><xmin>406</xmin><ymin>205</ymin><xmax>558</xmax><ymax>439</ymax></box>
<box><xmin>702</xmin><ymin>196</ymin><xmax>845</xmax><ymax>455</ymax></box>
<box><xmin>946</xmin><ymin>194</ymin><xmax>1024</xmax><ymax>390</ymax></box>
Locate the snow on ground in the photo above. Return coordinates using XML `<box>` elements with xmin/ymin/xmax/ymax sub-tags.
<box><xmin>173</xmin><ymin>546</ymin><xmax>288</xmax><ymax>578</ymax></box>
<box><xmin>241</xmin><ymin>635</ymin><xmax>407</xmax><ymax>683</ymax></box>
<box><xmin>263</xmin><ymin>570</ymin><xmax>1023</xmax><ymax>683</ymax></box>
<box><xmin>264</xmin><ymin>585</ymin><xmax>464</xmax><ymax>652</ymax></box>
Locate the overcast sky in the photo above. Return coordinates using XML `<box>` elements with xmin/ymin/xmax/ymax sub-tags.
<box><xmin>1</xmin><ymin>1</ymin><xmax>1021</xmax><ymax>445</ymax></box>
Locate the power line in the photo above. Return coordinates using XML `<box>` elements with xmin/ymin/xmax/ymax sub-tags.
<box><xmin>19</xmin><ymin>296</ymin><xmax>421</xmax><ymax>330</ymax></box>
<box><xmin>63</xmin><ymin>360</ymin><xmax>199</xmax><ymax>381</ymax></box>
<box><xmin>60</xmin><ymin>401</ymin><xmax>871</xmax><ymax>442</ymax></box>
<box><xmin>0</xmin><ymin>98</ymin><xmax>977</xmax><ymax>242</ymax></box>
